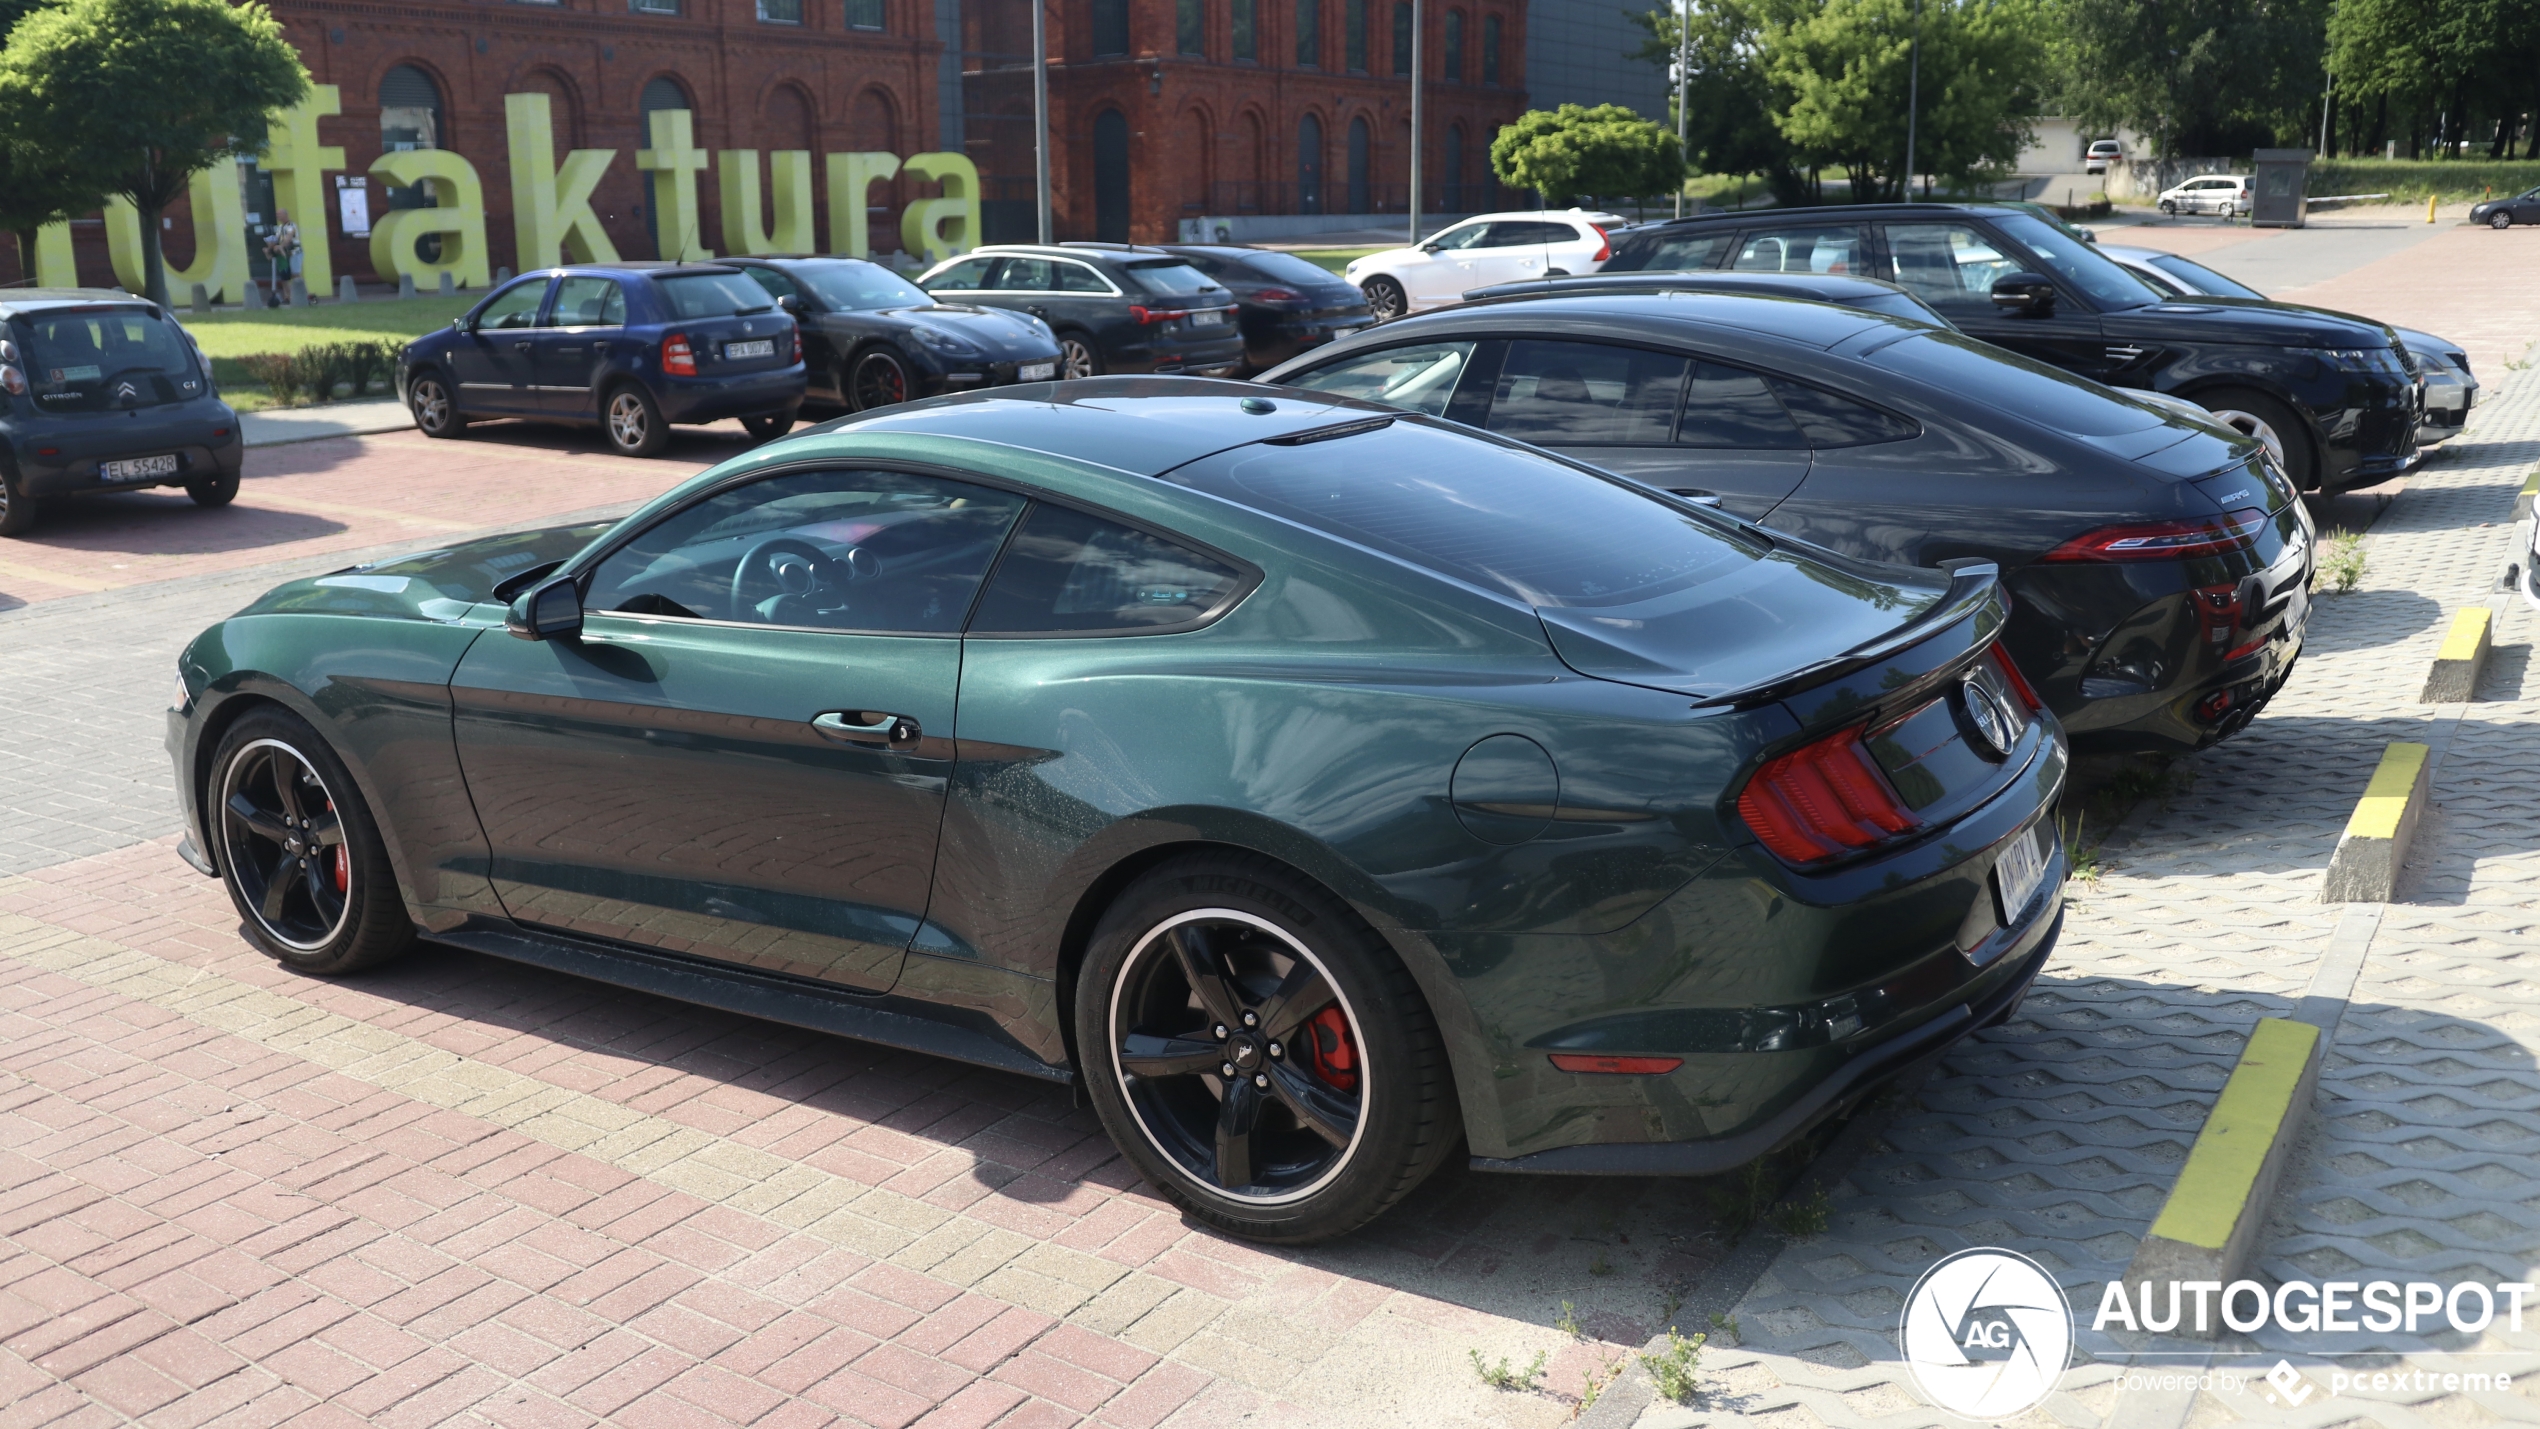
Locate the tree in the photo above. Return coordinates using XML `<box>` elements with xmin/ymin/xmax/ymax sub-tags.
<box><xmin>2051</xmin><ymin>0</ymin><xmax>2329</xmax><ymax>159</ymax></box>
<box><xmin>0</xmin><ymin>0</ymin><xmax>108</xmax><ymax>279</ymax></box>
<box><xmin>0</xmin><ymin>0</ymin><xmax>305</xmax><ymax>305</ymax></box>
<box><xmin>1634</xmin><ymin>0</ymin><xmax>2044</xmax><ymax>203</ymax></box>
<box><xmin>1491</xmin><ymin>104</ymin><xmax>1688</xmax><ymax>207</ymax></box>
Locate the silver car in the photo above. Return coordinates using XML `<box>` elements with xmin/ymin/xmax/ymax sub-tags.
<box><xmin>2099</xmin><ymin>243</ymin><xmax>2475</xmax><ymax>444</ymax></box>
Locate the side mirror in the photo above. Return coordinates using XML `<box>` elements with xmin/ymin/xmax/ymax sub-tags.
<box><xmin>1420</xmin><ymin>241</ymin><xmax>1444</xmax><ymax>253</ymax></box>
<box><xmin>506</xmin><ymin>576</ymin><xmax>584</xmax><ymax>641</ymax></box>
<box><xmin>1990</xmin><ymin>272</ymin><xmax>2057</xmax><ymax>315</ymax></box>
<box><xmin>449</xmin><ymin>317</ymin><xmax>466</xmax><ymax>331</ymax></box>
<box><xmin>775</xmin><ymin>293</ymin><xmax>800</xmax><ymax>314</ymax></box>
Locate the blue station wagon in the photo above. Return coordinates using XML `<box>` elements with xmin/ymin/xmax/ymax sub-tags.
<box><xmin>398</xmin><ymin>263</ymin><xmax>806</xmax><ymax>457</ymax></box>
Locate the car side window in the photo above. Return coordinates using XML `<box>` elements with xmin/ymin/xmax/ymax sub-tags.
<box><xmin>475</xmin><ymin>279</ymin><xmax>550</xmax><ymax>330</ymax></box>
<box><xmin>1487</xmin><ymin>339</ymin><xmax>1688</xmax><ymax>446</ymax></box>
<box><xmin>1280</xmin><ymin>341</ymin><xmax>1476</xmax><ymax>417</ymax></box>
<box><xmin>1426</xmin><ymin>222</ymin><xmax>1493</xmax><ymax>251</ymax></box>
<box><xmin>1678</xmin><ymin>363</ymin><xmax>1807</xmax><ymax>449</ymax></box>
<box><xmin>968</xmin><ymin>503</ymin><xmax>1245</xmax><ymax>634</ymax></box>
<box><xmin>1513</xmin><ymin>221</ymin><xmax>1582</xmax><ymax>245</ymax></box>
<box><xmin>1624</xmin><ymin>232</ymin><xmax>1731</xmax><ymax>272</ymax></box>
<box><xmin>1053</xmin><ymin>261</ymin><xmax>1113</xmax><ymax>293</ymax></box>
<box><xmin>550</xmin><ymin>276</ymin><xmax>625</xmax><ymax>327</ymax></box>
<box><xmin>996</xmin><ymin>258</ymin><xmax>1057</xmax><ymax>291</ymax></box>
<box><xmin>927</xmin><ymin>256</ymin><xmax>995</xmax><ymax>290</ymax></box>
<box><xmin>584</xmin><ymin>469</ymin><xmax>1029</xmax><ymax>634</ymax></box>
<box><xmin>1882</xmin><ymin>222</ymin><xmax>2017</xmax><ymax>312</ymax></box>
<box><xmin>1767</xmin><ymin>380</ymin><xmax>1919</xmax><ymax>448</ymax></box>
<box><xmin>1731</xmin><ymin>226</ymin><xmax>1862</xmax><ymax>275</ymax></box>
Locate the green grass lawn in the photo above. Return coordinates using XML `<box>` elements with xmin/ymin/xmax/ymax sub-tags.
<box><xmin>1291</xmin><ymin>246</ymin><xmax>1387</xmax><ymax>276</ymax></box>
<box><xmin>178</xmin><ymin>294</ymin><xmax>473</xmax><ymax>408</ymax></box>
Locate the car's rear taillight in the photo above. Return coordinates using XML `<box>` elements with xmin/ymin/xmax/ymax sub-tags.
<box><xmin>1737</xmin><ymin>726</ymin><xmax>1921</xmax><ymax>865</ymax></box>
<box><xmin>661</xmin><ymin>332</ymin><xmax>696</xmax><ymax>376</ymax></box>
<box><xmin>2040</xmin><ymin>507</ymin><xmax>2266</xmax><ymax>562</ymax></box>
<box><xmin>1990</xmin><ymin>641</ymin><xmax>2044</xmax><ymax>710</ymax></box>
<box><xmin>1254</xmin><ymin>287</ymin><xmax>1302</xmax><ymax>302</ymax></box>
<box><xmin>790</xmin><ymin>327</ymin><xmax>802</xmax><ymax>364</ymax></box>
<box><xmin>0</xmin><ymin>364</ymin><xmax>22</xmax><ymax>396</ymax></box>
<box><xmin>1589</xmin><ymin>225</ymin><xmax>1610</xmax><ymax>263</ymax></box>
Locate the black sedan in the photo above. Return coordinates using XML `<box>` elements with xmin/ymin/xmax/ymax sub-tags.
<box><xmin>168</xmin><ymin>380</ymin><xmax>2064</xmax><ymax>1243</ymax></box>
<box><xmin>1159</xmin><ymin>244</ymin><xmax>1374</xmax><ymax>372</ymax></box>
<box><xmin>1262</xmin><ymin>291</ymin><xmax>2312</xmax><ymax>754</ymax></box>
<box><xmin>1595</xmin><ymin>202</ymin><xmax>2419</xmax><ymax>493</ymax></box>
<box><xmin>725</xmin><ymin>256</ymin><xmax>1061</xmax><ymax>414</ymax></box>
<box><xmin>913</xmin><ymin>245</ymin><xmax>1246</xmax><ymax>378</ymax></box>
<box><xmin>398</xmin><ymin>263</ymin><xmax>803</xmax><ymax>458</ymax></box>
<box><xmin>2471</xmin><ymin>186</ymin><xmax>2540</xmax><ymax>229</ymax></box>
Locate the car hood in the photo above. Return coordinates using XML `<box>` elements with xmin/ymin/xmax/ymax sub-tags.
<box><xmin>2103</xmin><ymin>296</ymin><xmax>2396</xmax><ymax>349</ymax></box>
<box><xmin>838</xmin><ymin>303</ymin><xmax>1059</xmax><ymax>357</ymax></box>
<box><xmin>241</xmin><ymin>523</ymin><xmax>614</xmax><ymax>622</ymax></box>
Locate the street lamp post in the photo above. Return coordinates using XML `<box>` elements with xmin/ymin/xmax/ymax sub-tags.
<box><xmin>1675</xmin><ymin>0</ymin><xmax>1689</xmax><ymax>217</ymax></box>
<box><xmin>1034</xmin><ymin>0</ymin><xmax>1052</xmax><ymax>243</ymax></box>
<box><xmin>1902</xmin><ymin>0</ymin><xmax>1919</xmax><ymax>202</ymax></box>
<box><xmin>1409</xmin><ymin>0</ymin><xmax>1424</xmax><ymax>243</ymax></box>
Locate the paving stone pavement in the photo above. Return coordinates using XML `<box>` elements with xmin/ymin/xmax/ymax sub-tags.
<box><xmin>1632</xmin><ymin>362</ymin><xmax>2540</xmax><ymax>1426</ymax></box>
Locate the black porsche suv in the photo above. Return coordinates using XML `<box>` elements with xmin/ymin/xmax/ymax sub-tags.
<box><xmin>1598</xmin><ymin>202</ymin><xmax>2420</xmax><ymax>492</ymax></box>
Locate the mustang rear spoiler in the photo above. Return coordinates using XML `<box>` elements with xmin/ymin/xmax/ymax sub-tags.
<box><xmin>1688</xmin><ymin>560</ymin><xmax>2003</xmax><ymax>711</ymax></box>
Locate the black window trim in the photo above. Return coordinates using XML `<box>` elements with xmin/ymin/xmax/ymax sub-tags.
<box><xmin>559</xmin><ymin>455</ymin><xmax>1261</xmax><ymax>641</ymax></box>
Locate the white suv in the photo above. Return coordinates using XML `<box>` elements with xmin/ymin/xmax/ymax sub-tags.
<box><xmin>2084</xmin><ymin>139</ymin><xmax>2122</xmax><ymax>174</ymax></box>
<box><xmin>1345</xmin><ymin>209</ymin><xmax>1623</xmax><ymax>320</ymax></box>
<box><xmin>2158</xmin><ymin>174</ymin><xmax>2252</xmax><ymax>217</ymax></box>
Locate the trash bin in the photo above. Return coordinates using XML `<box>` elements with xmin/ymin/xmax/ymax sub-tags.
<box><xmin>2251</xmin><ymin>149</ymin><xmax>2311</xmax><ymax>228</ymax></box>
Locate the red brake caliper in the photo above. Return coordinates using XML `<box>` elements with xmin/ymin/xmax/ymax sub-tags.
<box><xmin>327</xmin><ymin>800</ymin><xmax>347</xmax><ymax>891</ymax></box>
<box><xmin>1305</xmin><ymin>1006</ymin><xmax>1358</xmax><ymax>1092</ymax></box>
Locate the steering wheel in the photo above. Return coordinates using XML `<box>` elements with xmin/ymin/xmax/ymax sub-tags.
<box><xmin>730</xmin><ymin>536</ymin><xmax>858</xmax><ymax>622</ymax></box>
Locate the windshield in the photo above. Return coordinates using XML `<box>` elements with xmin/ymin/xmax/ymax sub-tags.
<box><xmin>1221</xmin><ymin>250</ymin><xmax>1349</xmax><ymax>287</ymax></box>
<box><xmin>785</xmin><ymin>260</ymin><xmax>933</xmax><ymax>311</ymax></box>
<box><xmin>654</xmin><ymin>272</ymin><xmax>775</xmax><ymax>318</ymax></box>
<box><xmin>2146</xmin><ymin>253</ymin><xmax>2264</xmax><ymax>300</ymax></box>
<box><xmin>1122</xmin><ymin>262</ymin><xmax>1224</xmax><ymax>297</ymax></box>
<box><xmin>1164</xmin><ymin>418</ymin><xmax>1760</xmax><ymax>609</ymax></box>
<box><xmin>17</xmin><ymin>306</ymin><xmax>202</xmax><ymax>412</ymax></box>
<box><xmin>1991</xmin><ymin>213</ymin><xmax>2166</xmax><ymax>311</ymax></box>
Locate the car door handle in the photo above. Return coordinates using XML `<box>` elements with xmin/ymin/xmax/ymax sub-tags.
<box><xmin>811</xmin><ymin>710</ymin><xmax>922</xmax><ymax>747</ymax></box>
<box><xmin>513</xmin><ymin>340</ymin><xmax>533</xmax><ymax>353</ymax></box>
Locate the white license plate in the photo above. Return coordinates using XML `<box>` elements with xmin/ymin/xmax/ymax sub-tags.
<box><xmin>100</xmin><ymin>454</ymin><xmax>178</xmax><ymax>483</ymax></box>
<box><xmin>1019</xmin><ymin>361</ymin><xmax>1057</xmax><ymax>382</ymax></box>
<box><xmin>724</xmin><ymin>339</ymin><xmax>775</xmax><ymax>360</ymax></box>
<box><xmin>1994</xmin><ymin>824</ymin><xmax>2051</xmax><ymax>922</ymax></box>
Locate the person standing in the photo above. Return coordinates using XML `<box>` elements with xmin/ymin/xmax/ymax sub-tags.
<box><xmin>264</xmin><ymin>210</ymin><xmax>302</xmax><ymax>305</ymax></box>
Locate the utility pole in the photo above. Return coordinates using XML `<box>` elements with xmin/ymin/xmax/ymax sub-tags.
<box><xmin>1409</xmin><ymin>0</ymin><xmax>1424</xmax><ymax>241</ymax></box>
<box><xmin>1034</xmin><ymin>0</ymin><xmax>1052</xmax><ymax>242</ymax></box>
<box><xmin>2317</xmin><ymin>68</ymin><xmax>2333</xmax><ymax>156</ymax></box>
<box><xmin>1675</xmin><ymin>0</ymin><xmax>1689</xmax><ymax>217</ymax></box>
<box><xmin>1902</xmin><ymin>0</ymin><xmax>1919</xmax><ymax>202</ymax></box>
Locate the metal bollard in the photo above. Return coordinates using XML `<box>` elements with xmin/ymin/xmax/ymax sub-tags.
<box><xmin>338</xmin><ymin>275</ymin><xmax>359</xmax><ymax>303</ymax></box>
<box><xmin>438</xmin><ymin>271</ymin><xmax>454</xmax><ymax>296</ymax></box>
<box><xmin>398</xmin><ymin>272</ymin><xmax>416</xmax><ymax>299</ymax></box>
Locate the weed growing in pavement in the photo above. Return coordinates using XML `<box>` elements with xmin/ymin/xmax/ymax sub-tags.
<box><xmin>1577</xmin><ymin>1353</ymin><xmax>1623</xmax><ymax>1417</ymax></box>
<box><xmin>1771</xmin><ymin>1184</ymin><xmax>1832</xmax><ymax>1239</ymax></box>
<box><xmin>1709</xmin><ymin>1311</ymin><xmax>1741</xmax><ymax>1342</ymax></box>
<box><xmin>1470</xmin><ymin>1347</ymin><xmax>1549</xmax><ymax>1391</ymax></box>
<box><xmin>1661</xmin><ymin>1288</ymin><xmax>1684</xmax><ymax>1324</ymax></box>
<box><xmin>1705</xmin><ymin>1158</ymin><xmax>1781</xmax><ymax>1234</ymax></box>
<box><xmin>1558</xmin><ymin>1300</ymin><xmax>1585</xmax><ymax>1338</ymax></box>
<box><xmin>2062</xmin><ymin>814</ymin><xmax>2103</xmax><ymax>887</ymax></box>
<box><xmin>1640</xmin><ymin>1327</ymin><xmax>1707</xmax><ymax>1403</ymax></box>
<box><xmin>2314</xmin><ymin>531</ymin><xmax>2368</xmax><ymax>593</ymax></box>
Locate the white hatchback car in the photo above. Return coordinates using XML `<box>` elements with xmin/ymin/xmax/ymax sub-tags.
<box><xmin>2084</xmin><ymin>139</ymin><xmax>2122</xmax><ymax>174</ymax></box>
<box><xmin>2158</xmin><ymin>174</ymin><xmax>2252</xmax><ymax>216</ymax></box>
<box><xmin>1345</xmin><ymin>209</ymin><xmax>1623</xmax><ymax>320</ymax></box>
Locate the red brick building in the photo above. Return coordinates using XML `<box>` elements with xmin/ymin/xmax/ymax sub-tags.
<box><xmin>9</xmin><ymin>0</ymin><xmax>1531</xmax><ymax>287</ymax></box>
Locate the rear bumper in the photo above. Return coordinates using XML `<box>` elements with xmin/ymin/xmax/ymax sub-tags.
<box><xmin>1473</xmin><ymin>904</ymin><xmax>2062</xmax><ymax>1175</ymax></box>
<box><xmin>19</xmin><ymin>440</ymin><xmax>241</xmax><ymax>497</ymax></box>
<box><xmin>653</xmin><ymin>365</ymin><xmax>806</xmax><ymax>425</ymax></box>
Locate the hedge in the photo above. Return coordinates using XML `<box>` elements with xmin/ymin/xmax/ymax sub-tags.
<box><xmin>2308</xmin><ymin>159</ymin><xmax>2540</xmax><ymax>204</ymax></box>
<box><xmin>224</xmin><ymin>340</ymin><xmax>402</xmax><ymax>406</ymax></box>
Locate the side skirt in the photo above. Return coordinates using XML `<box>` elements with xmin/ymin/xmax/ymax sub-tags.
<box><xmin>433</xmin><ymin>918</ymin><xmax>1075</xmax><ymax>1084</ymax></box>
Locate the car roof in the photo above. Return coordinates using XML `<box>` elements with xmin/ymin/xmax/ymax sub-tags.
<box><xmin>815</xmin><ymin>376</ymin><xmax>1372</xmax><ymax>475</ymax></box>
<box><xmin>1616</xmin><ymin>201</ymin><xmax>2039</xmax><ymax>235</ymax></box>
<box><xmin>559</xmin><ymin>261</ymin><xmax>749</xmax><ymax>275</ymax></box>
<box><xmin>1366</xmin><ymin>290</ymin><xmax>1910</xmax><ymax>351</ymax></box>
<box><xmin>0</xmin><ymin>288</ymin><xmax>159</xmax><ymax>317</ymax></box>
<box><xmin>1480</xmin><ymin>271</ymin><xmax>1917</xmax><ymax>302</ymax></box>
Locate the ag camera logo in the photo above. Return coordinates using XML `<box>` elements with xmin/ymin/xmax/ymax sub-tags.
<box><xmin>1900</xmin><ymin>1248</ymin><xmax>2073</xmax><ymax>1419</ymax></box>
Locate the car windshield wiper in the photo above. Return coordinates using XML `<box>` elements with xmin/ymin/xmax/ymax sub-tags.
<box><xmin>734</xmin><ymin>303</ymin><xmax>775</xmax><ymax>316</ymax></box>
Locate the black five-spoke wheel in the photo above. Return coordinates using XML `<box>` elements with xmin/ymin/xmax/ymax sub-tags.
<box><xmin>1112</xmin><ymin>910</ymin><xmax>1367</xmax><ymax>1202</ymax></box>
<box><xmin>220</xmin><ymin>738</ymin><xmax>351</xmax><ymax>950</ymax></box>
<box><xmin>1078</xmin><ymin>853</ymin><xmax>1458</xmax><ymax>1243</ymax></box>
<box><xmin>208</xmin><ymin>709</ymin><xmax>414</xmax><ymax>975</ymax></box>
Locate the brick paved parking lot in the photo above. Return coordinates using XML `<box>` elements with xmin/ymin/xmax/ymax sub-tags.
<box><xmin>9</xmin><ymin>221</ymin><xmax>2540</xmax><ymax>1427</ymax></box>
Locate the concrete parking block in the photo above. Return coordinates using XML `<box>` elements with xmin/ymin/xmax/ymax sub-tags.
<box><xmin>2119</xmin><ymin>1018</ymin><xmax>2323</xmax><ymax>1329</ymax></box>
<box><xmin>2418</xmin><ymin>606</ymin><xmax>2494</xmax><ymax>701</ymax></box>
<box><xmin>2516</xmin><ymin>468</ymin><xmax>2540</xmax><ymax>521</ymax></box>
<box><xmin>2322</xmin><ymin>740</ymin><xmax>2431</xmax><ymax>902</ymax></box>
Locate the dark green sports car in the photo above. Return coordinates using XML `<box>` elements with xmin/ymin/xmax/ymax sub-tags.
<box><xmin>167</xmin><ymin>378</ymin><xmax>2066</xmax><ymax>1243</ymax></box>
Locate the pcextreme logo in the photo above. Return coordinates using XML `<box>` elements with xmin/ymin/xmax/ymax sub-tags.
<box><xmin>1899</xmin><ymin>1248</ymin><xmax>2074</xmax><ymax>1419</ymax></box>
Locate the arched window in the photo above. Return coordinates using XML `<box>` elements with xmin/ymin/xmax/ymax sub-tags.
<box><xmin>1443</xmin><ymin>10</ymin><xmax>1463</xmax><ymax>81</ymax></box>
<box><xmin>518</xmin><ymin>69</ymin><xmax>580</xmax><ymax>147</ymax></box>
<box><xmin>1391</xmin><ymin>2</ymin><xmax>1410</xmax><ymax>76</ymax></box>
<box><xmin>1298</xmin><ymin>113</ymin><xmax>1323</xmax><ymax>213</ymax></box>
<box><xmin>1181</xmin><ymin>110</ymin><xmax>1214</xmax><ymax>215</ymax></box>
<box><xmin>640</xmin><ymin>77</ymin><xmax>694</xmax><ymax>256</ymax></box>
<box><xmin>765</xmin><ymin>83</ymin><xmax>816</xmax><ymax>150</ymax></box>
<box><xmin>1295</xmin><ymin>0</ymin><xmax>1320</xmax><ymax>66</ymax></box>
<box><xmin>1346</xmin><ymin>115</ymin><xmax>1369</xmax><ymax>213</ymax></box>
<box><xmin>1444</xmin><ymin>123</ymin><xmax>1465</xmax><ymax>210</ymax></box>
<box><xmin>845</xmin><ymin>0</ymin><xmax>885</xmax><ymax>27</ymax></box>
<box><xmin>1093</xmin><ymin>108</ymin><xmax>1131</xmax><ymax>241</ymax></box>
<box><xmin>379</xmin><ymin>65</ymin><xmax>446</xmax><ymax>259</ymax></box>
<box><xmin>1482</xmin><ymin>12</ymin><xmax>1500</xmax><ymax>83</ymax></box>
<box><xmin>1093</xmin><ymin>0</ymin><xmax>1129</xmax><ymax>56</ymax></box>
